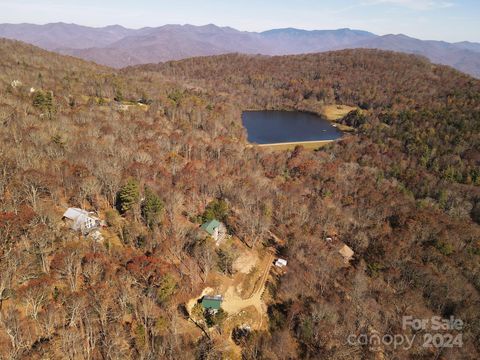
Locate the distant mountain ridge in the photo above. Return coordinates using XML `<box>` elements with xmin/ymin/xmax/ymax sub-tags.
<box><xmin>0</xmin><ymin>22</ymin><xmax>479</xmax><ymax>77</ymax></box>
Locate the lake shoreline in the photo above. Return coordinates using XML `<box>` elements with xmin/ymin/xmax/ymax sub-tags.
<box><xmin>242</xmin><ymin>110</ymin><xmax>343</xmax><ymax>146</ymax></box>
<box><xmin>253</xmin><ymin>139</ymin><xmax>337</xmax><ymax>151</ymax></box>
<box><xmin>256</xmin><ymin>139</ymin><xmax>335</xmax><ymax>147</ymax></box>
<box><xmin>242</xmin><ymin>106</ymin><xmax>356</xmax><ymax>132</ymax></box>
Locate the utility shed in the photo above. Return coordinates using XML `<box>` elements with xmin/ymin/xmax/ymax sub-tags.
<box><xmin>201</xmin><ymin>219</ymin><xmax>227</xmax><ymax>244</ymax></box>
<box><xmin>275</xmin><ymin>259</ymin><xmax>288</xmax><ymax>268</ymax></box>
<box><xmin>201</xmin><ymin>295</ymin><xmax>223</xmax><ymax>313</ymax></box>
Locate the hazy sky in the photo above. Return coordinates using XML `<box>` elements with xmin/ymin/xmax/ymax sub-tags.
<box><xmin>0</xmin><ymin>0</ymin><xmax>479</xmax><ymax>42</ymax></box>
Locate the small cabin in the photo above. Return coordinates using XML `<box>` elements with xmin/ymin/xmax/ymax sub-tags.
<box><xmin>201</xmin><ymin>219</ymin><xmax>227</xmax><ymax>245</ymax></box>
<box><xmin>201</xmin><ymin>295</ymin><xmax>223</xmax><ymax>314</ymax></box>
<box><xmin>63</xmin><ymin>208</ymin><xmax>100</xmax><ymax>235</ymax></box>
<box><xmin>275</xmin><ymin>258</ymin><xmax>288</xmax><ymax>268</ymax></box>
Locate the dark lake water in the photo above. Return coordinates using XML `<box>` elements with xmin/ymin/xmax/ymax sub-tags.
<box><xmin>242</xmin><ymin>110</ymin><xmax>343</xmax><ymax>144</ymax></box>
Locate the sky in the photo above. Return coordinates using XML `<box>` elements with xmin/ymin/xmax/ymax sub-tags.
<box><xmin>0</xmin><ymin>0</ymin><xmax>479</xmax><ymax>42</ymax></box>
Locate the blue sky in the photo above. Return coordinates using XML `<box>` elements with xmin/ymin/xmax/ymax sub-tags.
<box><xmin>0</xmin><ymin>0</ymin><xmax>479</xmax><ymax>42</ymax></box>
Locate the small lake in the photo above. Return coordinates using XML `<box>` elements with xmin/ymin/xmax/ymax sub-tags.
<box><xmin>242</xmin><ymin>111</ymin><xmax>343</xmax><ymax>145</ymax></box>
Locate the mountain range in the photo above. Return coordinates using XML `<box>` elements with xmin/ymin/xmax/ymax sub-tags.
<box><xmin>1</xmin><ymin>22</ymin><xmax>479</xmax><ymax>77</ymax></box>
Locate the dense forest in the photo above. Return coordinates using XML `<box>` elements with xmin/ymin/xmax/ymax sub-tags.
<box><xmin>0</xmin><ymin>38</ymin><xmax>479</xmax><ymax>359</ymax></box>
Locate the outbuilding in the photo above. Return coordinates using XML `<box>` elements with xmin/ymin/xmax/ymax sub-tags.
<box><xmin>201</xmin><ymin>295</ymin><xmax>223</xmax><ymax>314</ymax></box>
<box><xmin>275</xmin><ymin>258</ymin><xmax>288</xmax><ymax>268</ymax></box>
<box><xmin>201</xmin><ymin>219</ymin><xmax>227</xmax><ymax>245</ymax></box>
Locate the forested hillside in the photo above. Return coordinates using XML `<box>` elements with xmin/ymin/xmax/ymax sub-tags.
<box><xmin>0</xmin><ymin>39</ymin><xmax>479</xmax><ymax>359</ymax></box>
<box><xmin>2</xmin><ymin>23</ymin><xmax>480</xmax><ymax>78</ymax></box>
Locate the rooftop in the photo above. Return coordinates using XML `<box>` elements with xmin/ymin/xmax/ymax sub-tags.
<box><xmin>201</xmin><ymin>295</ymin><xmax>223</xmax><ymax>310</ymax></box>
<box><xmin>63</xmin><ymin>207</ymin><xmax>92</xmax><ymax>220</ymax></box>
<box><xmin>201</xmin><ymin>219</ymin><xmax>222</xmax><ymax>235</ymax></box>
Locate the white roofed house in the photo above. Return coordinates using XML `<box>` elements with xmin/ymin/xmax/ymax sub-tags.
<box><xmin>63</xmin><ymin>208</ymin><xmax>101</xmax><ymax>235</ymax></box>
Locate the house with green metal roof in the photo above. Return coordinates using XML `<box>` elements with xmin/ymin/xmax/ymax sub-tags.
<box><xmin>201</xmin><ymin>295</ymin><xmax>223</xmax><ymax>313</ymax></box>
<box><xmin>201</xmin><ymin>219</ymin><xmax>227</xmax><ymax>244</ymax></box>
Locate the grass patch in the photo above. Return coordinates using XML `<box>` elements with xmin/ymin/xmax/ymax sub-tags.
<box><xmin>321</xmin><ymin>104</ymin><xmax>357</xmax><ymax>121</ymax></box>
<box><xmin>321</xmin><ymin>104</ymin><xmax>357</xmax><ymax>132</ymax></box>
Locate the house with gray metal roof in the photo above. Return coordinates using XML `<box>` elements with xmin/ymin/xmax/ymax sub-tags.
<box><xmin>63</xmin><ymin>208</ymin><xmax>100</xmax><ymax>234</ymax></box>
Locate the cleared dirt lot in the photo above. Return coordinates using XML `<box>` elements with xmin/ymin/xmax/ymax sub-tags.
<box><xmin>187</xmin><ymin>247</ymin><xmax>275</xmax><ymax>329</ymax></box>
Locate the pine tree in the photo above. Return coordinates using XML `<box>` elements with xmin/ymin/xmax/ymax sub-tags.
<box><xmin>32</xmin><ymin>90</ymin><xmax>55</xmax><ymax>118</ymax></box>
<box><xmin>141</xmin><ymin>186</ymin><xmax>164</xmax><ymax>228</ymax></box>
<box><xmin>156</xmin><ymin>275</ymin><xmax>176</xmax><ymax>304</ymax></box>
<box><xmin>202</xmin><ymin>199</ymin><xmax>229</xmax><ymax>223</ymax></box>
<box><xmin>117</xmin><ymin>179</ymin><xmax>140</xmax><ymax>214</ymax></box>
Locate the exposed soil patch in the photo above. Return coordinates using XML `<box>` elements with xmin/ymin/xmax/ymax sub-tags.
<box><xmin>233</xmin><ymin>250</ymin><xmax>258</xmax><ymax>274</ymax></box>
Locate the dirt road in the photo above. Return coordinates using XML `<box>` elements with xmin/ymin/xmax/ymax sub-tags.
<box><xmin>222</xmin><ymin>252</ymin><xmax>274</xmax><ymax>316</ymax></box>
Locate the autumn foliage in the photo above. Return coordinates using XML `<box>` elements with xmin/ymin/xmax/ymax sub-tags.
<box><xmin>0</xmin><ymin>39</ymin><xmax>478</xmax><ymax>358</ymax></box>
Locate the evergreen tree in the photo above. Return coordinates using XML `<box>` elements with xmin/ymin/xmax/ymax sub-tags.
<box><xmin>141</xmin><ymin>186</ymin><xmax>164</xmax><ymax>228</ymax></box>
<box><xmin>32</xmin><ymin>90</ymin><xmax>55</xmax><ymax>118</ymax></box>
<box><xmin>117</xmin><ymin>179</ymin><xmax>140</xmax><ymax>214</ymax></box>
<box><xmin>156</xmin><ymin>274</ymin><xmax>176</xmax><ymax>304</ymax></box>
<box><xmin>205</xmin><ymin>309</ymin><xmax>227</xmax><ymax>328</ymax></box>
<box><xmin>202</xmin><ymin>199</ymin><xmax>229</xmax><ymax>223</ymax></box>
